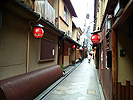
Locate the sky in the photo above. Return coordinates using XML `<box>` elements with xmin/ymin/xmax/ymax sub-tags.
<box><xmin>71</xmin><ymin>0</ymin><xmax>94</xmax><ymax>33</ymax></box>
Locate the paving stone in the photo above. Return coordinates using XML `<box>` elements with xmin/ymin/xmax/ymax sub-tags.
<box><xmin>87</xmin><ymin>89</ymin><xmax>96</xmax><ymax>95</ymax></box>
<box><xmin>43</xmin><ymin>59</ymin><xmax>105</xmax><ymax>100</ymax></box>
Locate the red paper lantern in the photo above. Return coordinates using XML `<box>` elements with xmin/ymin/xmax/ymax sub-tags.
<box><xmin>33</xmin><ymin>27</ymin><xmax>44</xmax><ymax>38</ymax></box>
<box><xmin>82</xmin><ymin>48</ymin><xmax>83</xmax><ymax>50</ymax></box>
<box><xmin>72</xmin><ymin>45</ymin><xmax>76</xmax><ymax>49</ymax></box>
<box><xmin>91</xmin><ymin>34</ymin><xmax>100</xmax><ymax>44</ymax></box>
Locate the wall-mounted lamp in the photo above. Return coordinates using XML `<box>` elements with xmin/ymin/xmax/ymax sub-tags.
<box><xmin>79</xmin><ymin>47</ymin><xmax>83</xmax><ymax>51</ymax></box>
<box><xmin>106</xmin><ymin>15</ymin><xmax>112</xmax><ymax>31</ymax></box>
<box><xmin>120</xmin><ymin>49</ymin><xmax>126</xmax><ymax>57</ymax></box>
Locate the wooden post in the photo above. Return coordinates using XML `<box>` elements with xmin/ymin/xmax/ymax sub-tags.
<box><xmin>126</xmin><ymin>81</ymin><xmax>130</xmax><ymax>100</ymax></box>
<box><xmin>117</xmin><ymin>82</ymin><xmax>121</xmax><ymax>100</ymax></box>
<box><xmin>122</xmin><ymin>86</ymin><xmax>126</xmax><ymax>100</ymax></box>
<box><xmin>130</xmin><ymin>85</ymin><xmax>133</xmax><ymax>100</ymax></box>
<box><xmin>111</xmin><ymin>27</ymin><xmax>118</xmax><ymax>100</ymax></box>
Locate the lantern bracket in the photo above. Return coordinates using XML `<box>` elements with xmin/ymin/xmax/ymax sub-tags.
<box><xmin>35</xmin><ymin>24</ymin><xmax>44</xmax><ymax>28</ymax></box>
<box><xmin>29</xmin><ymin>12</ymin><xmax>42</xmax><ymax>32</ymax></box>
<box><xmin>91</xmin><ymin>30</ymin><xmax>101</xmax><ymax>34</ymax></box>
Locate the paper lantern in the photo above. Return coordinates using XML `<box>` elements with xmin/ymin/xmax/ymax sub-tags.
<box><xmin>91</xmin><ymin>34</ymin><xmax>100</xmax><ymax>44</ymax></box>
<box><xmin>72</xmin><ymin>45</ymin><xmax>76</xmax><ymax>49</ymax></box>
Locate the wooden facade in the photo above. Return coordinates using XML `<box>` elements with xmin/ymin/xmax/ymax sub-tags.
<box><xmin>117</xmin><ymin>81</ymin><xmax>133</xmax><ymax>100</ymax></box>
<box><xmin>94</xmin><ymin>0</ymin><xmax>133</xmax><ymax>100</ymax></box>
<box><xmin>99</xmin><ymin>18</ymin><xmax>113</xmax><ymax>100</ymax></box>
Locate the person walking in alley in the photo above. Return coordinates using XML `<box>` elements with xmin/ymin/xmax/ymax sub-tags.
<box><xmin>88</xmin><ymin>54</ymin><xmax>91</xmax><ymax>63</ymax></box>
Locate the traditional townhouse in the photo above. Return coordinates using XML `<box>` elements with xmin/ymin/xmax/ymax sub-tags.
<box><xmin>72</xmin><ymin>22</ymin><xmax>83</xmax><ymax>63</ymax></box>
<box><xmin>0</xmin><ymin>0</ymin><xmax>65</xmax><ymax>99</ymax></box>
<box><xmin>94</xmin><ymin>0</ymin><xmax>133</xmax><ymax>100</ymax></box>
<box><xmin>0</xmin><ymin>0</ymin><xmax>82</xmax><ymax>99</ymax></box>
<box><xmin>54</xmin><ymin>0</ymin><xmax>81</xmax><ymax>67</ymax></box>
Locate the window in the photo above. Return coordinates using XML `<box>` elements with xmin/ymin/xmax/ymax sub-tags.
<box><xmin>40</xmin><ymin>38</ymin><xmax>55</xmax><ymax>62</ymax></box>
<box><xmin>64</xmin><ymin>7</ymin><xmax>67</xmax><ymax>22</ymax></box>
<box><xmin>64</xmin><ymin>6</ymin><xmax>69</xmax><ymax>24</ymax></box>
<box><xmin>106</xmin><ymin>33</ymin><xmax>110</xmax><ymax>50</ymax></box>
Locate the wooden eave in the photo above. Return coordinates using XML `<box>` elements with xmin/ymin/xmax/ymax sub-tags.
<box><xmin>65</xmin><ymin>35</ymin><xmax>81</xmax><ymax>46</ymax></box>
<box><xmin>112</xmin><ymin>0</ymin><xmax>133</xmax><ymax>29</ymax></box>
<box><xmin>63</xmin><ymin>0</ymin><xmax>77</xmax><ymax>17</ymax></box>
<box><xmin>94</xmin><ymin>0</ymin><xmax>98</xmax><ymax>19</ymax></box>
<box><xmin>0</xmin><ymin>0</ymin><xmax>65</xmax><ymax>37</ymax></box>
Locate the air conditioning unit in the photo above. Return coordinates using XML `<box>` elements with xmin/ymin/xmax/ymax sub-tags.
<box><xmin>67</xmin><ymin>30</ymin><xmax>72</xmax><ymax>38</ymax></box>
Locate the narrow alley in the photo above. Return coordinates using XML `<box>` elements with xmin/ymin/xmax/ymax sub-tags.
<box><xmin>0</xmin><ymin>0</ymin><xmax>133</xmax><ymax>100</ymax></box>
<box><xmin>37</xmin><ymin>59</ymin><xmax>105</xmax><ymax>100</ymax></box>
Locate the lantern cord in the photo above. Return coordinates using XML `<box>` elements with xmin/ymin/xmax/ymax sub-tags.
<box><xmin>28</xmin><ymin>12</ymin><xmax>42</xmax><ymax>32</ymax></box>
<box><xmin>26</xmin><ymin>12</ymin><xmax>41</xmax><ymax>73</ymax></box>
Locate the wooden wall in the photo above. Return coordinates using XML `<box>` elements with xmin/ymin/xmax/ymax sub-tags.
<box><xmin>117</xmin><ymin>81</ymin><xmax>133</xmax><ymax>100</ymax></box>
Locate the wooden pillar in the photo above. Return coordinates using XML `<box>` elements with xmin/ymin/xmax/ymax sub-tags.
<box><xmin>111</xmin><ymin>27</ymin><xmax>118</xmax><ymax>100</ymax></box>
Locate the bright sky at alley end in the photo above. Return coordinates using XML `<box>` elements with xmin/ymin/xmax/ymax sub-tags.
<box><xmin>71</xmin><ymin>0</ymin><xmax>94</xmax><ymax>32</ymax></box>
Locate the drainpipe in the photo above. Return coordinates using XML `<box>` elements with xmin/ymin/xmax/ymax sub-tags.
<box><xmin>58</xmin><ymin>34</ymin><xmax>65</xmax><ymax>65</ymax></box>
<box><xmin>58</xmin><ymin>0</ymin><xmax>60</xmax><ymax>29</ymax></box>
<box><xmin>26</xmin><ymin>30</ymin><xmax>30</xmax><ymax>73</ymax></box>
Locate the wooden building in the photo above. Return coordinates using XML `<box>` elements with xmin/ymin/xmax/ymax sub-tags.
<box><xmin>94</xmin><ymin>0</ymin><xmax>133</xmax><ymax>100</ymax></box>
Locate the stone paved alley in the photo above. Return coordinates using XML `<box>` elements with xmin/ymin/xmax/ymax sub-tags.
<box><xmin>40</xmin><ymin>59</ymin><xmax>105</xmax><ymax>100</ymax></box>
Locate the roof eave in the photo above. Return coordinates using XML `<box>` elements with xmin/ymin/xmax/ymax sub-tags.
<box><xmin>64</xmin><ymin>0</ymin><xmax>77</xmax><ymax>17</ymax></box>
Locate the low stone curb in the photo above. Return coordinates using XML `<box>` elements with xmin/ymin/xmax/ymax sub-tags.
<box><xmin>34</xmin><ymin>62</ymin><xmax>82</xmax><ymax>100</ymax></box>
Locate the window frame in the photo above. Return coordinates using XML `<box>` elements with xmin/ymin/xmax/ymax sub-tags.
<box><xmin>63</xmin><ymin>6</ymin><xmax>69</xmax><ymax>25</ymax></box>
<box><xmin>38</xmin><ymin>38</ymin><xmax>55</xmax><ymax>62</ymax></box>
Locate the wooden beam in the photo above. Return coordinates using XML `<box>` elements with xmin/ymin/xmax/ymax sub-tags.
<box><xmin>126</xmin><ymin>81</ymin><xmax>130</xmax><ymax>100</ymax></box>
<box><xmin>117</xmin><ymin>82</ymin><xmax>121</xmax><ymax>100</ymax></box>
<box><xmin>111</xmin><ymin>20</ymin><xmax>118</xmax><ymax>100</ymax></box>
<box><xmin>112</xmin><ymin>0</ymin><xmax>133</xmax><ymax>29</ymax></box>
<box><xmin>122</xmin><ymin>86</ymin><xmax>126</xmax><ymax>100</ymax></box>
<box><xmin>130</xmin><ymin>85</ymin><xmax>133</xmax><ymax>100</ymax></box>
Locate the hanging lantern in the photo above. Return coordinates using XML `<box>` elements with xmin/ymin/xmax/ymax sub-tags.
<box><xmin>72</xmin><ymin>45</ymin><xmax>76</xmax><ymax>49</ymax></box>
<box><xmin>91</xmin><ymin>34</ymin><xmax>100</xmax><ymax>44</ymax></box>
<box><xmin>33</xmin><ymin>24</ymin><xmax>44</xmax><ymax>38</ymax></box>
<box><xmin>82</xmin><ymin>48</ymin><xmax>83</xmax><ymax>50</ymax></box>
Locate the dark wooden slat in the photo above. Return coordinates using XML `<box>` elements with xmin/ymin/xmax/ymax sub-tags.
<box><xmin>130</xmin><ymin>85</ymin><xmax>133</xmax><ymax>100</ymax></box>
<box><xmin>126</xmin><ymin>81</ymin><xmax>130</xmax><ymax>100</ymax></box>
<box><xmin>111</xmin><ymin>26</ymin><xmax>117</xmax><ymax>100</ymax></box>
<box><xmin>122</xmin><ymin>86</ymin><xmax>126</xmax><ymax>100</ymax></box>
<box><xmin>118</xmin><ymin>82</ymin><xmax>121</xmax><ymax>100</ymax></box>
<box><xmin>112</xmin><ymin>0</ymin><xmax>133</xmax><ymax>29</ymax></box>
